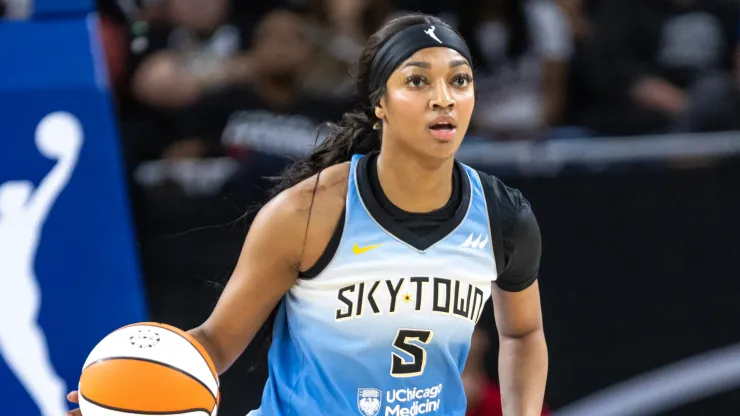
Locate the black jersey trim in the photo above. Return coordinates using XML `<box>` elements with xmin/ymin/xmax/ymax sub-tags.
<box><xmin>356</xmin><ymin>154</ymin><xmax>471</xmax><ymax>252</ymax></box>
<box><xmin>477</xmin><ymin>170</ymin><xmax>540</xmax><ymax>291</ymax></box>
<box><xmin>298</xmin><ymin>208</ymin><xmax>346</xmax><ymax>279</ymax></box>
<box><xmin>477</xmin><ymin>170</ymin><xmax>505</xmax><ymax>276</ymax></box>
<box><xmin>496</xmin><ymin>272</ymin><xmax>538</xmax><ymax>292</ymax></box>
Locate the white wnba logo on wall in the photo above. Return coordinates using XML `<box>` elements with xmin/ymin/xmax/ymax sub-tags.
<box><xmin>0</xmin><ymin>111</ymin><xmax>83</xmax><ymax>416</ymax></box>
<box><xmin>423</xmin><ymin>25</ymin><xmax>442</xmax><ymax>44</ymax></box>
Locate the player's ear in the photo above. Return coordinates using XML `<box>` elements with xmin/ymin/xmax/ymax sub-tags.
<box><xmin>374</xmin><ymin>100</ymin><xmax>386</xmax><ymax>121</ymax></box>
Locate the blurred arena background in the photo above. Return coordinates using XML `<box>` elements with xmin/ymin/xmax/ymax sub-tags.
<box><xmin>1</xmin><ymin>0</ymin><xmax>740</xmax><ymax>415</ymax></box>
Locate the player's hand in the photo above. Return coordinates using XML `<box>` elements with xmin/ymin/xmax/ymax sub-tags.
<box><xmin>66</xmin><ymin>390</ymin><xmax>82</xmax><ymax>416</ymax></box>
<box><xmin>630</xmin><ymin>76</ymin><xmax>686</xmax><ymax>115</ymax></box>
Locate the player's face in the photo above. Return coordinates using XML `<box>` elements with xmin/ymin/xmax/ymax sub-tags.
<box><xmin>378</xmin><ymin>47</ymin><xmax>474</xmax><ymax>161</ymax></box>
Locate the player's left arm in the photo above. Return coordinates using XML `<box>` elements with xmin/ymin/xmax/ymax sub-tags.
<box><xmin>491</xmin><ymin>197</ymin><xmax>548</xmax><ymax>416</ymax></box>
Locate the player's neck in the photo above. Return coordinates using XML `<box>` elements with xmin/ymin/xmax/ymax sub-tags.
<box><xmin>375</xmin><ymin>151</ymin><xmax>454</xmax><ymax>213</ymax></box>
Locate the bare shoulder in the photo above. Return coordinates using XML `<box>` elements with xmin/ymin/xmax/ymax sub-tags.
<box><xmin>262</xmin><ymin>162</ymin><xmax>350</xmax><ymax>271</ymax></box>
<box><xmin>271</xmin><ymin>162</ymin><xmax>350</xmax><ymax>216</ymax></box>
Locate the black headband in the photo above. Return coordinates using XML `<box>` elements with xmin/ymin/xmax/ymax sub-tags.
<box><xmin>369</xmin><ymin>23</ymin><xmax>473</xmax><ymax>94</ymax></box>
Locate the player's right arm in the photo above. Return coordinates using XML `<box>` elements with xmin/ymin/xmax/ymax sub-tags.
<box><xmin>188</xmin><ymin>163</ymin><xmax>347</xmax><ymax>374</ymax></box>
<box><xmin>187</xmin><ymin>186</ymin><xmax>311</xmax><ymax>373</ymax></box>
<box><xmin>65</xmin><ymin>180</ymin><xmax>319</xmax><ymax>416</ymax></box>
<box><xmin>189</xmin><ymin>185</ymin><xmax>318</xmax><ymax>374</ymax></box>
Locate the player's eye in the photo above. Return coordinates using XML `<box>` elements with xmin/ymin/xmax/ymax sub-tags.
<box><xmin>452</xmin><ymin>73</ymin><xmax>473</xmax><ymax>87</ymax></box>
<box><xmin>405</xmin><ymin>75</ymin><xmax>428</xmax><ymax>88</ymax></box>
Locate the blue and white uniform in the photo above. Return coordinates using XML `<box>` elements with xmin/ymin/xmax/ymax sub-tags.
<box><xmin>250</xmin><ymin>153</ymin><xmax>541</xmax><ymax>416</ymax></box>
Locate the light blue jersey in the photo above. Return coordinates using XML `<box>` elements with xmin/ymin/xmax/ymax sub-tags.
<box><xmin>250</xmin><ymin>154</ymin><xmax>497</xmax><ymax>416</ymax></box>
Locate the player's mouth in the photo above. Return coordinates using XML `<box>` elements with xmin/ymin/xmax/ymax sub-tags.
<box><xmin>428</xmin><ymin>116</ymin><xmax>457</xmax><ymax>140</ymax></box>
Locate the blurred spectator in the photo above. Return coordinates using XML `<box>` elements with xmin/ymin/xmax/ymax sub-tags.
<box><xmin>457</xmin><ymin>0</ymin><xmax>573</xmax><ymax>139</ymax></box>
<box><xmin>556</xmin><ymin>0</ymin><xmax>591</xmax><ymax>42</ymax></box>
<box><xmin>463</xmin><ymin>326</ymin><xmax>550</xmax><ymax>416</ymax></box>
<box><xmin>115</xmin><ymin>0</ymin><xmax>275</xmax><ymax>167</ymax></box>
<box><xmin>127</xmin><ymin>0</ymin><xmax>255</xmax><ymax>110</ymax></box>
<box><xmin>297</xmin><ymin>0</ymin><xmax>394</xmax><ymax>99</ymax></box>
<box><xmin>98</xmin><ymin>13</ymin><xmax>130</xmax><ymax>101</ymax></box>
<box><xmin>569</xmin><ymin>0</ymin><xmax>740</xmax><ymax>136</ymax></box>
<box><xmin>307</xmin><ymin>0</ymin><xmax>393</xmax><ymax>43</ymax></box>
<box><xmin>735</xmin><ymin>11</ymin><xmax>740</xmax><ymax>86</ymax></box>
<box><xmin>170</xmin><ymin>8</ymin><xmax>351</xmax><ymax>156</ymax></box>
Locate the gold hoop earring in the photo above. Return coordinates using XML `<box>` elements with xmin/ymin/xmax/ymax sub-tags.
<box><xmin>373</xmin><ymin>121</ymin><xmax>381</xmax><ymax>130</ymax></box>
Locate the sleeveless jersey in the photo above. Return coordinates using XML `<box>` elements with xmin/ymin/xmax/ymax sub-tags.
<box><xmin>249</xmin><ymin>154</ymin><xmax>498</xmax><ymax>416</ymax></box>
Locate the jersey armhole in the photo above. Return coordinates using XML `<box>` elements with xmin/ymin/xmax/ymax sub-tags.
<box><xmin>298</xmin><ymin>207</ymin><xmax>346</xmax><ymax>279</ymax></box>
<box><xmin>477</xmin><ymin>170</ymin><xmax>506</xmax><ymax>276</ymax></box>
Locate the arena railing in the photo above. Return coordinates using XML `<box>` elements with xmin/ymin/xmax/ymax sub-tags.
<box><xmin>220</xmin><ymin>128</ymin><xmax>740</xmax><ymax>174</ymax></box>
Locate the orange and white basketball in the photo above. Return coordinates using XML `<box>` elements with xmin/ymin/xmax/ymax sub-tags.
<box><xmin>78</xmin><ymin>322</ymin><xmax>220</xmax><ymax>416</ymax></box>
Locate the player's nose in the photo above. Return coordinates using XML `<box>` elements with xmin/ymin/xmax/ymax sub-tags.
<box><xmin>429</xmin><ymin>80</ymin><xmax>455</xmax><ymax>110</ymax></box>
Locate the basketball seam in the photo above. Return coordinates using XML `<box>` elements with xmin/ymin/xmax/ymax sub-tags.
<box><xmin>80</xmin><ymin>392</ymin><xmax>211</xmax><ymax>415</ymax></box>
<box><xmin>162</xmin><ymin>325</ymin><xmax>219</xmax><ymax>382</ymax></box>
<box><xmin>98</xmin><ymin>323</ymin><xmax>218</xmax><ymax>388</ymax></box>
<box><xmin>109</xmin><ymin>324</ymin><xmax>216</xmax><ymax>380</ymax></box>
<box><xmin>83</xmin><ymin>356</ymin><xmax>217</xmax><ymax>402</ymax></box>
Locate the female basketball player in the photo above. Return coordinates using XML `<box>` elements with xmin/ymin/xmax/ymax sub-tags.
<box><xmin>68</xmin><ymin>12</ymin><xmax>547</xmax><ymax>416</ymax></box>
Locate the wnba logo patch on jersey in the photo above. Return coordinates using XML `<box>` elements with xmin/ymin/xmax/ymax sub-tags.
<box><xmin>358</xmin><ymin>388</ymin><xmax>382</xmax><ymax>416</ymax></box>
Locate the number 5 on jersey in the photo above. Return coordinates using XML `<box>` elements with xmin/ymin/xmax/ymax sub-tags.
<box><xmin>390</xmin><ymin>329</ymin><xmax>433</xmax><ymax>378</ymax></box>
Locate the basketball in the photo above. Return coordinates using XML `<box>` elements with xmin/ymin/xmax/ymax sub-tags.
<box><xmin>77</xmin><ymin>322</ymin><xmax>220</xmax><ymax>416</ymax></box>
